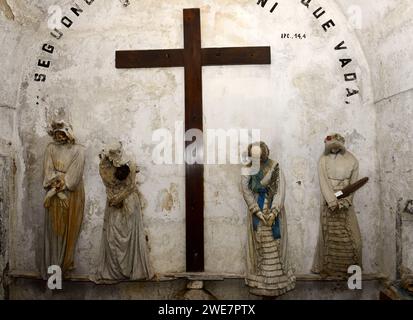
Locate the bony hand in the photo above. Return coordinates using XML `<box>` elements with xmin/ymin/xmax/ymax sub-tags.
<box><xmin>345</xmin><ymin>198</ymin><xmax>353</xmax><ymax>208</ymax></box>
<box><xmin>328</xmin><ymin>200</ymin><xmax>339</xmax><ymax>212</ymax></box>
<box><xmin>57</xmin><ymin>192</ymin><xmax>69</xmax><ymax>209</ymax></box>
<box><xmin>267</xmin><ymin>212</ymin><xmax>276</xmax><ymax>227</ymax></box>
<box><xmin>338</xmin><ymin>198</ymin><xmax>351</xmax><ymax>210</ymax></box>
<box><xmin>109</xmin><ymin>198</ymin><xmax>117</xmax><ymax>207</ymax></box>
<box><xmin>53</xmin><ymin>178</ymin><xmax>66</xmax><ymax>192</ymax></box>
<box><xmin>109</xmin><ymin>196</ymin><xmax>124</xmax><ymax>208</ymax></box>
<box><xmin>256</xmin><ymin>211</ymin><xmax>268</xmax><ymax>226</ymax></box>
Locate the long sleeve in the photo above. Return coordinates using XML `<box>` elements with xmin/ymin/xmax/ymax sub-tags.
<box><xmin>99</xmin><ymin>158</ymin><xmax>116</xmax><ymax>202</ymax></box>
<box><xmin>99</xmin><ymin>157</ymin><xmax>137</xmax><ymax>205</ymax></box>
<box><xmin>64</xmin><ymin>146</ymin><xmax>85</xmax><ymax>191</ymax></box>
<box><xmin>117</xmin><ymin>161</ymin><xmax>138</xmax><ymax>199</ymax></box>
<box><xmin>114</xmin><ymin>162</ymin><xmax>138</xmax><ymax>205</ymax></box>
<box><xmin>43</xmin><ymin>144</ymin><xmax>56</xmax><ymax>189</ymax></box>
<box><xmin>241</xmin><ymin>174</ymin><xmax>259</xmax><ymax>214</ymax></box>
<box><xmin>318</xmin><ymin>156</ymin><xmax>337</xmax><ymax>207</ymax></box>
<box><xmin>99</xmin><ymin>159</ymin><xmax>113</xmax><ymax>189</ymax></box>
<box><xmin>271</xmin><ymin>168</ymin><xmax>286</xmax><ymax>211</ymax></box>
<box><xmin>346</xmin><ymin>157</ymin><xmax>359</xmax><ymax>204</ymax></box>
<box><xmin>126</xmin><ymin>161</ymin><xmax>137</xmax><ymax>189</ymax></box>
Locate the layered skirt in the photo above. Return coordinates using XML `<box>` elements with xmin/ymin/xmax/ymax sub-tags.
<box><xmin>246</xmin><ymin>224</ymin><xmax>295</xmax><ymax>297</ymax></box>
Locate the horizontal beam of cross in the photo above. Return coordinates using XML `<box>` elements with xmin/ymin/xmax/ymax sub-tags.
<box><xmin>116</xmin><ymin>47</ymin><xmax>271</xmax><ymax>68</ymax></box>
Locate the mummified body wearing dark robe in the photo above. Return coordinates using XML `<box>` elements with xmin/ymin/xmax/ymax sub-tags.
<box><xmin>95</xmin><ymin>142</ymin><xmax>153</xmax><ymax>282</ymax></box>
<box><xmin>241</xmin><ymin>142</ymin><xmax>295</xmax><ymax>297</ymax></box>
<box><xmin>312</xmin><ymin>134</ymin><xmax>362</xmax><ymax>278</ymax></box>
<box><xmin>42</xmin><ymin>121</ymin><xmax>85</xmax><ymax>277</ymax></box>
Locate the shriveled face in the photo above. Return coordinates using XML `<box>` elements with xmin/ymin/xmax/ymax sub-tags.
<box><xmin>108</xmin><ymin>147</ymin><xmax>122</xmax><ymax>163</ymax></box>
<box><xmin>53</xmin><ymin>131</ymin><xmax>69</xmax><ymax>144</ymax></box>
<box><xmin>324</xmin><ymin>134</ymin><xmax>345</xmax><ymax>154</ymax></box>
<box><xmin>102</xmin><ymin>141</ymin><xmax>125</xmax><ymax>167</ymax></box>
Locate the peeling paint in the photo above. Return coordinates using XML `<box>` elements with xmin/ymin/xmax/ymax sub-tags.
<box><xmin>0</xmin><ymin>0</ymin><xmax>14</xmax><ymax>20</ymax></box>
<box><xmin>156</xmin><ymin>183</ymin><xmax>179</xmax><ymax>213</ymax></box>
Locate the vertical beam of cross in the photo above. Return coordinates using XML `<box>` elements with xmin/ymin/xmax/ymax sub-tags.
<box><xmin>183</xmin><ymin>9</ymin><xmax>205</xmax><ymax>272</ymax></box>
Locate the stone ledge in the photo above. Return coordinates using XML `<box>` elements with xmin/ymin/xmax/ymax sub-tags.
<box><xmin>8</xmin><ymin>271</ymin><xmax>388</xmax><ymax>283</ymax></box>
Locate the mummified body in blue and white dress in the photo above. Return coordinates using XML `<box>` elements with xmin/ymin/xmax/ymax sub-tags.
<box><xmin>241</xmin><ymin>142</ymin><xmax>296</xmax><ymax>297</ymax></box>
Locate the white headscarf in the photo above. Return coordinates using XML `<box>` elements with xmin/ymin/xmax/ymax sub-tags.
<box><xmin>101</xmin><ymin>141</ymin><xmax>131</xmax><ymax>168</ymax></box>
<box><xmin>324</xmin><ymin>133</ymin><xmax>346</xmax><ymax>155</ymax></box>
<box><xmin>47</xmin><ymin>120</ymin><xmax>76</xmax><ymax>143</ymax></box>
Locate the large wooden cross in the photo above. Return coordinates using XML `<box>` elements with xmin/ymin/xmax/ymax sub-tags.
<box><xmin>116</xmin><ymin>8</ymin><xmax>271</xmax><ymax>272</ymax></box>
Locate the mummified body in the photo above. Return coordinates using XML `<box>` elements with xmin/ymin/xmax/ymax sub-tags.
<box><xmin>95</xmin><ymin>142</ymin><xmax>153</xmax><ymax>282</ymax></box>
<box><xmin>42</xmin><ymin>121</ymin><xmax>85</xmax><ymax>277</ymax></box>
<box><xmin>241</xmin><ymin>142</ymin><xmax>295</xmax><ymax>297</ymax></box>
<box><xmin>312</xmin><ymin>134</ymin><xmax>362</xmax><ymax>278</ymax></box>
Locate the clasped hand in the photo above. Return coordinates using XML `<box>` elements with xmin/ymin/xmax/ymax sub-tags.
<box><xmin>256</xmin><ymin>208</ymin><xmax>279</xmax><ymax>227</ymax></box>
<box><xmin>328</xmin><ymin>198</ymin><xmax>352</xmax><ymax>212</ymax></box>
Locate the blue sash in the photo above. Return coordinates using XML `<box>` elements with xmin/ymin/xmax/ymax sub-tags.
<box><xmin>250</xmin><ymin>172</ymin><xmax>281</xmax><ymax>240</ymax></box>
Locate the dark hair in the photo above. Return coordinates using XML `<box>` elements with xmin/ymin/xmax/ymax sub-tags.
<box><xmin>115</xmin><ymin>165</ymin><xmax>130</xmax><ymax>181</ymax></box>
<box><xmin>247</xmin><ymin>142</ymin><xmax>270</xmax><ymax>160</ymax></box>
